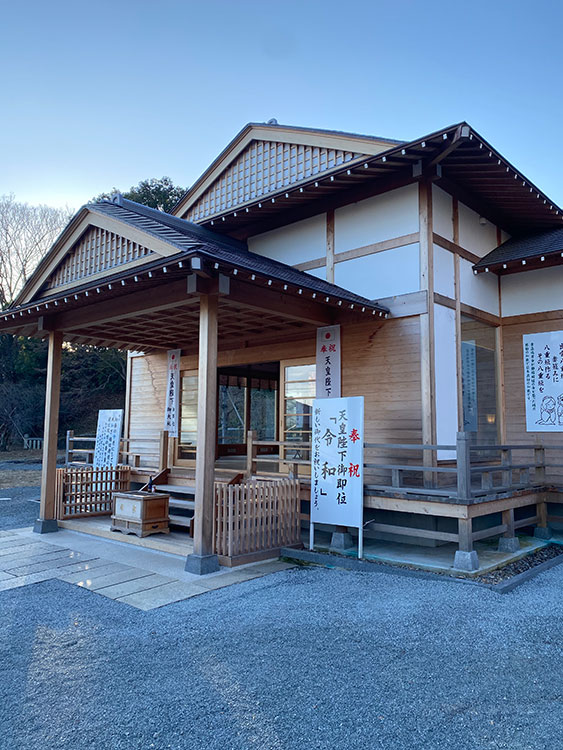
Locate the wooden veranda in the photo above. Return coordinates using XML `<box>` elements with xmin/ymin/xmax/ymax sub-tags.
<box><xmin>0</xmin><ymin>203</ymin><xmax>386</xmax><ymax>573</ymax></box>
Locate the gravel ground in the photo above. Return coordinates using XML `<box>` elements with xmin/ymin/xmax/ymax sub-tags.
<box><xmin>0</xmin><ymin>486</ymin><xmax>39</xmax><ymax>530</ymax></box>
<box><xmin>475</xmin><ymin>544</ymin><xmax>563</xmax><ymax>584</ymax></box>
<box><xmin>2</xmin><ymin>559</ymin><xmax>563</xmax><ymax>749</ymax></box>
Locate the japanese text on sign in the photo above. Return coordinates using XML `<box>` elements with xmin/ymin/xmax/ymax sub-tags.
<box><xmin>164</xmin><ymin>349</ymin><xmax>181</xmax><ymax>437</ymax></box>
<box><xmin>311</xmin><ymin>396</ymin><xmax>364</xmax><ymax>527</ymax></box>
<box><xmin>316</xmin><ymin>325</ymin><xmax>341</xmax><ymax>399</ymax></box>
<box><xmin>93</xmin><ymin>409</ymin><xmax>123</xmax><ymax>467</ymax></box>
<box><xmin>524</xmin><ymin>331</ymin><xmax>563</xmax><ymax>432</ymax></box>
<box><xmin>461</xmin><ymin>341</ymin><xmax>478</xmax><ymax>432</ymax></box>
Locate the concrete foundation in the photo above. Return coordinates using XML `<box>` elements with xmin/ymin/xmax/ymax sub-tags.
<box><xmin>184</xmin><ymin>553</ymin><xmax>220</xmax><ymax>575</ymax></box>
<box><xmin>329</xmin><ymin>531</ymin><xmax>354</xmax><ymax>551</ymax></box>
<box><xmin>534</xmin><ymin>526</ymin><xmax>552</xmax><ymax>540</ymax></box>
<box><xmin>453</xmin><ymin>550</ymin><xmax>480</xmax><ymax>572</ymax></box>
<box><xmin>33</xmin><ymin>518</ymin><xmax>58</xmax><ymax>534</ymax></box>
<box><xmin>498</xmin><ymin>536</ymin><xmax>520</xmax><ymax>553</ymax></box>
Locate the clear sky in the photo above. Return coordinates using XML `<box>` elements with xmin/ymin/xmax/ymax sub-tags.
<box><xmin>1</xmin><ymin>0</ymin><xmax>562</xmax><ymax>212</ymax></box>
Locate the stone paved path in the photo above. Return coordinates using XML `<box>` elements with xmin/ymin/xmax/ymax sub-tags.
<box><xmin>0</xmin><ymin>528</ymin><xmax>294</xmax><ymax>609</ymax></box>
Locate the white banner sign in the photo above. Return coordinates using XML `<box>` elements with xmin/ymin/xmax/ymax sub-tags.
<box><xmin>461</xmin><ymin>341</ymin><xmax>478</xmax><ymax>432</ymax></box>
<box><xmin>311</xmin><ymin>396</ymin><xmax>364</xmax><ymax>529</ymax></box>
<box><xmin>316</xmin><ymin>325</ymin><xmax>341</xmax><ymax>398</ymax></box>
<box><xmin>524</xmin><ymin>331</ymin><xmax>563</xmax><ymax>432</ymax></box>
<box><xmin>93</xmin><ymin>409</ymin><xmax>123</xmax><ymax>467</ymax></box>
<box><xmin>164</xmin><ymin>349</ymin><xmax>181</xmax><ymax>436</ymax></box>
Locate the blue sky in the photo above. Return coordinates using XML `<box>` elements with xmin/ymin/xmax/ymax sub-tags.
<box><xmin>1</xmin><ymin>0</ymin><xmax>562</xmax><ymax>211</ymax></box>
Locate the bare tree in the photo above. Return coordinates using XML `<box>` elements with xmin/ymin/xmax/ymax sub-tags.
<box><xmin>0</xmin><ymin>194</ymin><xmax>73</xmax><ymax>307</ymax></box>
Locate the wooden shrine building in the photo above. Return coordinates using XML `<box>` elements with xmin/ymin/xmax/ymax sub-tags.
<box><xmin>3</xmin><ymin>120</ymin><xmax>563</xmax><ymax>573</ymax></box>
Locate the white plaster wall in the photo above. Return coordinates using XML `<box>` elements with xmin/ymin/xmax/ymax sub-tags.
<box><xmin>433</xmin><ymin>244</ymin><xmax>455</xmax><ymax>298</ymax></box>
<box><xmin>434</xmin><ymin>304</ymin><xmax>458</xmax><ymax>458</ymax></box>
<box><xmin>334</xmin><ymin>243</ymin><xmax>420</xmax><ymax>299</ymax></box>
<box><xmin>458</xmin><ymin>202</ymin><xmax>498</xmax><ymax>258</ymax></box>
<box><xmin>432</xmin><ymin>186</ymin><xmax>453</xmax><ymax>241</ymax></box>
<box><xmin>247</xmin><ymin>213</ymin><xmax>326</xmax><ymax>265</ymax></box>
<box><xmin>501</xmin><ymin>265</ymin><xmax>563</xmax><ymax>316</ymax></box>
<box><xmin>334</xmin><ymin>184</ymin><xmax>419</xmax><ymax>253</ymax></box>
<box><xmin>459</xmin><ymin>257</ymin><xmax>499</xmax><ymax>315</ymax></box>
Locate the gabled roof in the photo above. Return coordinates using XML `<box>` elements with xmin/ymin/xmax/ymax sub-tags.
<box><xmin>474</xmin><ymin>227</ymin><xmax>563</xmax><ymax>274</ymax></box>
<box><xmin>173</xmin><ymin>121</ymin><xmax>402</xmax><ymax>221</ymax></box>
<box><xmin>173</xmin><ymin>121</ymin><xmax>563</xmax><ymax>241</ymax></box>
<box><xmin>7</xmin><ymin>197</ymin><xmax>387</xmax><ymax>323</ymax></box>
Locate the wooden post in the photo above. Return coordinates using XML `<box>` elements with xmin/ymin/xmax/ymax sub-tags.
<box><xmin>35</xmin><ymin>330</ymin><xmax>63</xmax><ymax>533</ymax></box>
<box><xmin>534</xmin><ymin>439</ymin><xmax>546</xmax><ymax>485</ymax></box>
<box><xmin>185</xmin><ymin>294</ymin><xmax>220</xmax><ymax>574</ymax></box>
<box><xmin>158</xmin><ymin>429</ymin><xmax>169</xmax><ymax>472</ymax></box>
<box><xmin>246</xmin><ymin>429</ymin><xmax>257</xmax><ymax>478</ymax></box>
<box><xmin>65</xmin><ymin>429</ymin><xmax>74</xmax><ymax>465</ymax></box>
<box><xmin>498</xmin><ymin>507</ymin><xmax>520</xmax><ymax>553</ymax></box>
<box><xmin>534</xmin><ymin>497</ymin><xmax>552</xmax><ymax>540</ymax></box>
<box><xmin>457</xmin><ymin>518</ymin><xmax>473</xmax><ymax>552</ymax></box>
<box><xmin>456</xmin><ymin>432</ymin><xmax>471</xmax><ymax>501</ymax></box>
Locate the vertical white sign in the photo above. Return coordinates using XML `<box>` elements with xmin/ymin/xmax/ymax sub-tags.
<box><xmin>164</xmin><ymin>349</ymin><xmax>181</xmax><ymax>437</ymax></box>
<box><xmin>524</xmin><ymin>331</ymin><xmax>563</xmax><ymax>432</ymax></box>
<box><xmin>93</xmin><ymin>409</ymin><xmax>123</xmax><ymax>467</ymax></box>
<box><xmin>311</xmin><ymin>396</ymin><xmax>364</xmax><ymax>532</ymax></box>
<box><xmin>316</xmin><ymin>325</ymin><xmax>341</xmax><ymax>398</ymax></box>
<box><xmin>461</xmin><ymin>341</ymin><xmax>478</xmax><ymax>432</ymax></box>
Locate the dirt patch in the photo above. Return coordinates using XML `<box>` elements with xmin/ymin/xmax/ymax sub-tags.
<box><xmin>0</xmin><ymin>470</ymin><xmax>42</xmax><ymax>489</ymax></box>
<box><xmin>474</xmin><ymin>544</ymin><xmax>563</xmax><ymax>584</ymax></box>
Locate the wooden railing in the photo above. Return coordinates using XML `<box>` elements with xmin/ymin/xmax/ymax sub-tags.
<box><xmin>214</xmin><ymin>478</ymin><xmax>301</xmax><ymax>564</ymax></box>
<box><xmin>66</xmin><ymin>430</ymin><xmax>168</xmax><ymax>472</ymax></box>
<box><xmin>56</xmin><ymin>465</ymin><xmax>131</xmax><ymax>519</ymax></box>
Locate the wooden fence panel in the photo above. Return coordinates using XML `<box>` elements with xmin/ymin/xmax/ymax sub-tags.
<box><xmin>56</xmin><ymin>465</ymin><xmax>131</xmax><ymax>519</ymax></box>
<box><xmin>214</xmin><ymin>479</ymin><xmax>301</xmax><ymax>563</ymax></box>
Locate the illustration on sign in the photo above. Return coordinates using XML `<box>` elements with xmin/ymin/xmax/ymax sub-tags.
<box><xmin>93</xmin><ymin>409</ymin><xmax>123</xmax><ymax>467</ymax></box>
<box><xmin>461</xmin><ymin>341</ymin><xmax>478</xmax><ymax>432</ymax></box>
<box><xmin>316</xmin><ymin>325</ymin><xmax>341</xmax><ymax>398</ymax></box>
<box><xmin>524</xmin><ymin>331</ymin><xmax>563</xmax><ymax>432</ymax></box>
<box><xmin>310</xmin><ymin>396</ymin><xmax>364</xmax><ymax>541</ymax></box>
<box><xmin>164</xmin><ymin>349</ymin><xmax>181</xmax><ymax>437</ymax></box>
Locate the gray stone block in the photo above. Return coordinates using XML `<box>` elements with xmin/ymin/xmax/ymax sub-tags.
<box><xmin>329</xmin><ymin>531</ymin><xmax>354</xmax><ymax>551</ymax></box>
<box><xmin>498</xmin><ymin>536</ymin><xmax>520</xmax><ymax>553</ymax></box>
<box><xmin>33</xmin><ymin>519</ymin><xmax>58</xmax><ymax>534</ymax></box>
<box><xmin>453</xmin><ymin>550</ymin><xmax>480</xmax><ymax>572</ymax></box>
<box><xmin>184</xmin><ymin>553</ymin><xmax>220</xmax><ymax>575</ymax></box>
<box><xmin>534</xmin><ymin>526</ymin><xmax>552</xmax><ymax>540</ymax></box>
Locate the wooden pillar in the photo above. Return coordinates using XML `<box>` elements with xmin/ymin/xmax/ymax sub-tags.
<box><xmin>35</xmin><ymin>330</ymin><xmax>63</xmax><ymax>533</ymax></box>
<box><xmin>185</xmin><ymin>293</ymin><xmax>220</xmax><ymax>574</ymax></box>
<box><xmin>457</xmin><ymin>518</ymin><xmax>473</xmax><ymax>552</ymax></box>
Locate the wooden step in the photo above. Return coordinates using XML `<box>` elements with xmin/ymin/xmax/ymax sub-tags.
<box><xmin>155</xmin><ymin>483</ymin><xmax>195</xmax><ymax>496</ymax></box>
<box><xmin>167</xmin><ymin>498</ymin><xmax>195</xmax><ymax>511</ymax></box>
<box><xmin>168</xmin><ymin>514</ymin><xmax>192</xmax><ymax>528</ymax></box>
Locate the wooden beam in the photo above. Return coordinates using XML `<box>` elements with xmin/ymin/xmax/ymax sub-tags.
<box><xmin>453</xmin><ymin>198</ymin><xmax>463</xmax><ymax>432</ymax></box>
<box><xmin>418</xmin><ymin>181</ymin><xmax>436</xmax><ymax>454</ymax></box>
<box><xmin>35</xmin><ymin>331</ymin><xmax>63</xmax><ymax>533</ymax></box>
<box><xmin>185</xmin><ymin>294</ymin><xmax>220</xmax><ymax>574</ymax></box>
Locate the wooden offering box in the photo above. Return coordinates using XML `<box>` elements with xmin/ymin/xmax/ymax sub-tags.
<box><xmin>111</xmin><ymin>491</ymin><xmax>170</xmax><ymax>537</ymax></box>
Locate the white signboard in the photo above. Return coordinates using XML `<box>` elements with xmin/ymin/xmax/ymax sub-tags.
<box><xmin>310</xmin><ymin>396</ymin><xmax>364</xmax><ymax>556</ymax></box>
<box><xmin>524</xmin><ymin>331</ymin><xmax>563</xmax><ymax>432</ymax></box>
<box><xmin>461</xmin><ymin>341</ymin><xmax>478</xmax><ymax>432</ymax></box>
<box><xmin>93</xmin><ymin>409</ymin><xmax>123</xmax><ymax>467</ymax></box>
<box><xmin>164</xmin><ymin>349</ymin><xmax>181</xmax><ymax>436</ymax></box>
<box><xmin>316</xmin><ymin>325</ymin><xmax>341</xmax><ymax>398</ymax></box>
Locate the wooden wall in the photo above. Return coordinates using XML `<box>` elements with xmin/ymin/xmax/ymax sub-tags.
<box><xmin>126</xmin><ymin>316</ymin><xmax>422</xmax><ymax>468</ymax></box>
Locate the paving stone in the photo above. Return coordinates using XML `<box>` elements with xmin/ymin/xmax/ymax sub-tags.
<box><xmin>0</xmin><ymin>549</ymin><xmax>74</xmax><ymax>571</ymax></box>
<box><xmin>95</xmin><ymin>574</ymin><xmax>175</xmax><ymax>599</ymax></box>
<box><xmin>0</xmin><ymin>570</ymin><xmax>15</xmax><ymax>582</ymax></box>
<box><xmin>0</xmin><ymin>569</ymin><xmax>60</xmax><ymax>591</ymax></box>
<box><xmin>7</xmin><ymin>552</ymin><xmax>97</xmax><ymax>577</ymax></box>
<box><xmin>57</xmin><ymin>563</ymin><xmax>133</xmax><ymax>584</ymax></box>
<box><xmin>54</xmin><ymin>558</ymin><xmax>110</xmax><ymax>576</ymax></box>
<box><xmin>0</xmin><ymin>543</ymin><xmax>56</xmax><ymax>560</ymax></box>
<box><xmin>116</xmin><ymin>580</ymin><xmax>209</xmax><ymax>610</ymax></box>
<box><xmin>246</xmin><ymin>560</ymin><xmax>297</xmax><ymax>575</ymax></box>
<box><xmin>0</xmin><ymin>538</ymin><xmax>49</xmax><ymax>552</ymax></box>
<box><xmin>78</xmin><ymin>568</ymin><xmax>154</xmax><ymax>591</ymax></box>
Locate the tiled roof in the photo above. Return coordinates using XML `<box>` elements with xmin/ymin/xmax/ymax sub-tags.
<box><xmin>77</xmin><ymin>197</ymin><xmax>388</xmax><ymax>312</ymax></box>
<box><xmin>474</xmin><ymin>227</ymin><xmax>563</xmax><ymax>271</ymax></box>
